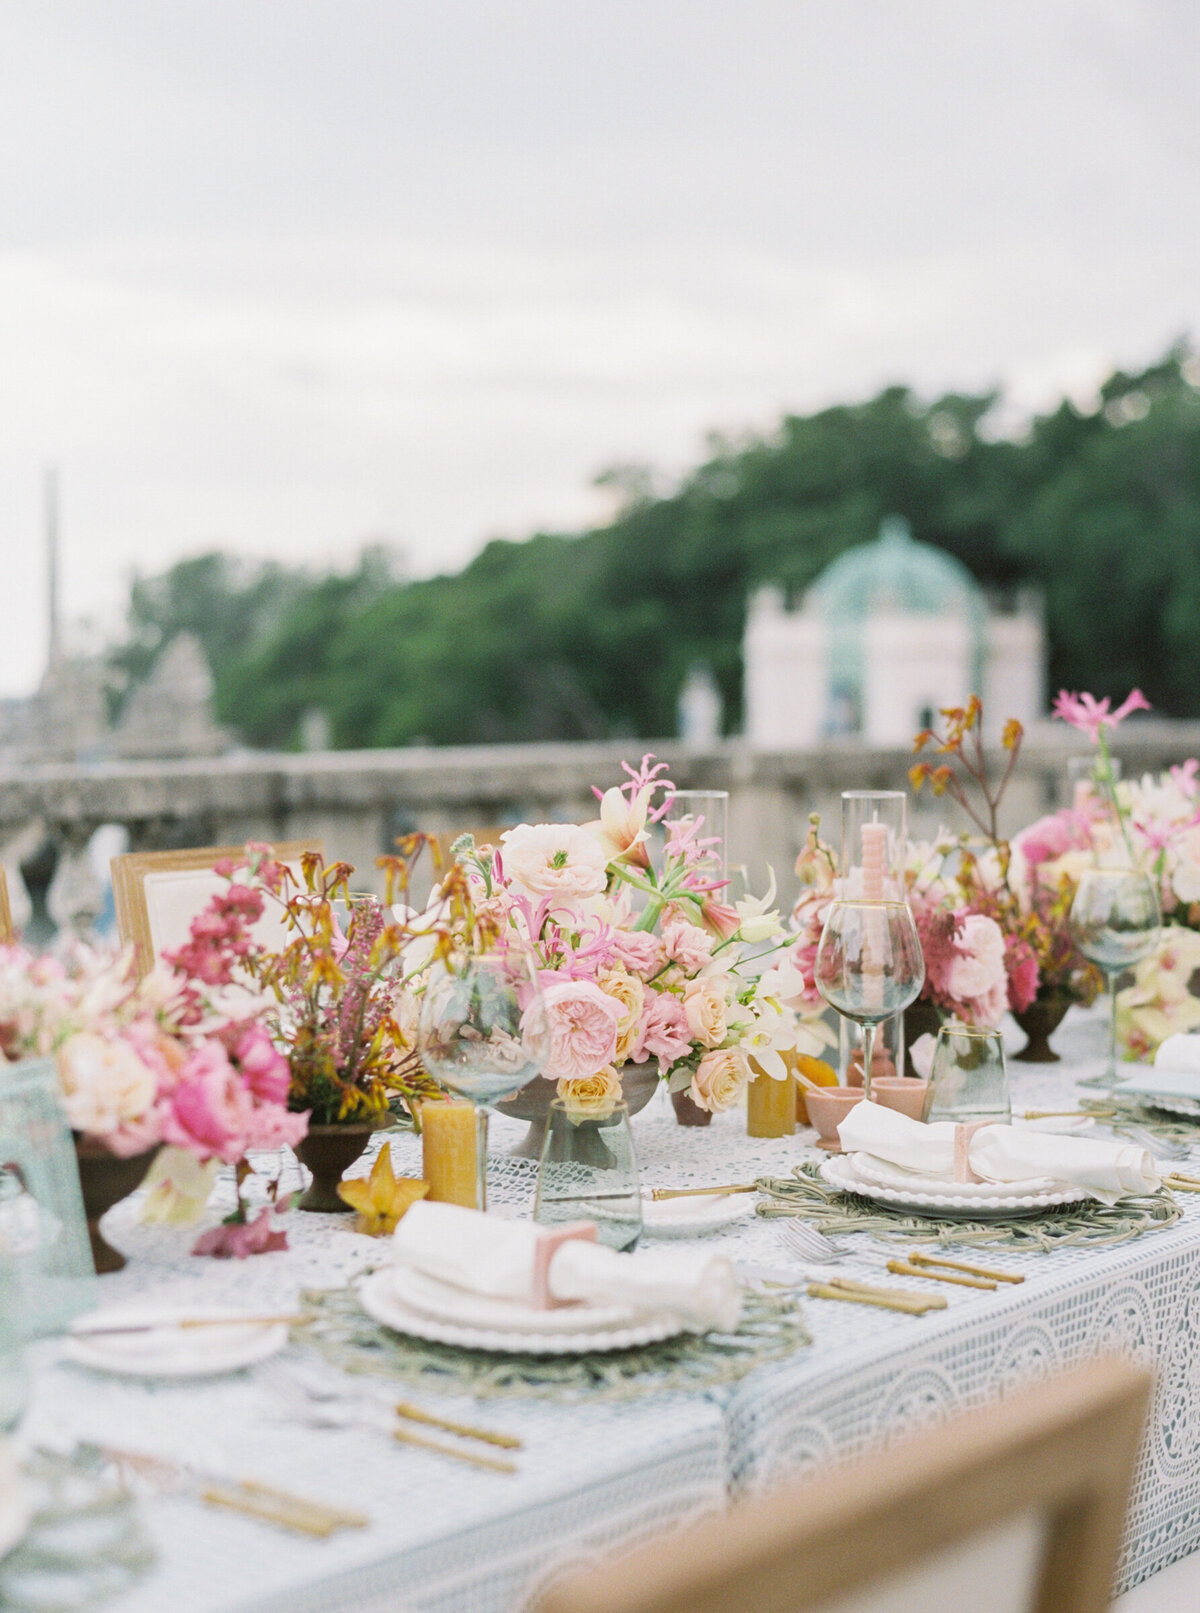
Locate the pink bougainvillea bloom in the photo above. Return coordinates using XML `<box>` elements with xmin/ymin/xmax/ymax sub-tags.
<box><xmin>1052</xmin><ymin>688</ymin><xmax>1150</xmax><ymax>743</ymax></box>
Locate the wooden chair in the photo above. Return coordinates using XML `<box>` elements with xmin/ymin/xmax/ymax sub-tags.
<box><xmin>0</xmin><ymin>866</ymin><xmax>12</xmax><ymax>944</ymax></box>
<box><xmin>539</xmin><ymin>1357</ymin><xmax>1151</xmax><ymax>1613</ymax></box>
<box><xmin>111</xmin><ymin>840</ymin><xmax>323</xmax><ymax>977</ymax></box>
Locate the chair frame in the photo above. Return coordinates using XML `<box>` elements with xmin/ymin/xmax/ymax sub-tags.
<box><xmin>0</xmin><ymin>866</ymin><xmax>12</xmax><ymax>944</ymax></box>
<box><xmin>539</xmin><ymin>1356</ymin><xmax>1151</xmax><ymax>1613</ymax></box>
<box><xmin>111</xmin><ymin>840</ymin><xmax>323</xmax><ymax>977</ymax></box>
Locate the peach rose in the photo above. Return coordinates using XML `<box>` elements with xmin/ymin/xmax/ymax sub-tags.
<box><xmin>598</xmin><ymin>969</ymin><xmax>645</xmax><ymax>1063</ymax></box>
<box><xmin>689</xmin><ymin>1048</ymin><xmax>750</xmax><ymax>1114</ymax></box>
<box><xmin>683</xmin><ymin>976</ymin><xmax>729</xmax><ymax>1048</ymax></box>
<box><xmin>57</xmin><ymin>1032</ymin><xmax>158</xmax><ymax>1138</ymax></box>
<box><xmin>556</xmin><ymin>1065</ymin><xmax>623</xmax><ymax>1122</ymax></box>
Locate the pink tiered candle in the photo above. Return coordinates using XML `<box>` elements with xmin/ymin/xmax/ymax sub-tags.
<box><xmin>860</xmin><ymin>820</ymin><xmax>887</xmax><ymax>1013</ymax></box>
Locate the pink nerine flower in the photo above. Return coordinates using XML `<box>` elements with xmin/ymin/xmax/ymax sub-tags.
<box><xmin>538</xmin><ymin>978</ymin><xmax>622</xmax><ymax>1083</ymax></box>
<box><xmin>1052</xmin><ymin>688</ymin><xmax>1150</xmax><ymax>744</ymax></box>
<box><xmin>632</xmin><ymin>992</ymin><xmax>694</xmax><ymax>1073</ymax></box>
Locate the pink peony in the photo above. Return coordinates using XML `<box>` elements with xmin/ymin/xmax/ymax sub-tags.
<box><xmin>163</xmin><ymin>1042</ymin><xmax>255</xmax><ymax>1164</ymax></box>
<box><xmin>944</xmin><ymin>913</ymin><xmax>1009</xmax><ymax>1026</ymax></box>
<box><xmin>539</xmin><ymin>978</ymin><xmax>622</xmax><ymax>1083</ymax></box>
<box><xmin>632</xmin><ymin>991</ymin><xmax>695</xmax><ymax>1073</ymax></box>
<box><xmin>661</xmin><ymin>919</ymin><xmax>715</xmax><ymax>974</ymax></box>
<box><xmin>231</xmin><ymin>1023</ymin><xmax>291</xmax><ymax>1105</ymax></box>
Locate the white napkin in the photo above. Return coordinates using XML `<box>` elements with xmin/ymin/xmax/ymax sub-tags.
<box><xmin>1156</xmin><ymin>1033</ymin><xmax>1200</xmax><ymax>1074</ymax></box>
<box><xmin>837</xmin><ymin>1101</ymin><xmax>1160</xmax><ymax>1204</ymax></box>
<box><xmin>391</xmin><ymin>1202</ymin><xmax>742</xmax><ymax>1331</ymax></box>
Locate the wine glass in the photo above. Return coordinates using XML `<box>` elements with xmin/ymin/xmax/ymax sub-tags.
<box><xmin>816</xmin><ymin>901</ymin><xmax>926</xmax><ymax>1101</ymax></box>
<box><xmin>1070</xmin><ymin>868</ymin><xmax>1160</xmax><ymax>1089</ymax></box>
<box><xmin>416</xmin><ymin>949</ymin><xmax>548</xmax><ymax>1211</ymax></box>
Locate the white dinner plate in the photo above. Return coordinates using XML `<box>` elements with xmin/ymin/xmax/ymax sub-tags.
<box><xmin>393</xmin><ymin>1265</ymin><xmax>638</xmax><ymax>1333</ymax></box>
<box><xmin>62</xmin><ymin>1306</ymin><xmax>289</xmax><ymax>1378</ymax></box>
<box><xmin>820</xmin><ymin>1155</ymin><xmax>1089</xmax><ymax>1219</ymax></box>
<box><xmin>358</xmin><ymin>1267</ymin><xmax>688</xmax><ymax>1355</ymax></box>
<box><xmin>1137</xmin><ymin>1093</ymin><xmax>1200</xmax><ymax>1120</ymax></box>
<box><xmin>639</xmin><ymin>1190</ymin><xmax>758</xmax><ymax>1238</ymax></box>
<box><xmin>0</xmin><ymin>1444</ymin><xmax>31</xmax><ymax>1563</ymax></box>
<box><xmin>847</xmin><ymin>1154</ymin><xmax>1059</xmax><ymax>1198</ymax></box>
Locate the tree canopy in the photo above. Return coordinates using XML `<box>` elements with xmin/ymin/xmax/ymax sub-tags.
<box><xmin>108</xmin><ymin>343</ymin><xmax>1200</xmax><ymax>748</ymax></box>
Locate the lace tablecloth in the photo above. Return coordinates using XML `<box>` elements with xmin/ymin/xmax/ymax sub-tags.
<box><xmin>19</xmin><ymin>1006</ymin><xmax>1200</xmax><ymax>1607</ymax></box>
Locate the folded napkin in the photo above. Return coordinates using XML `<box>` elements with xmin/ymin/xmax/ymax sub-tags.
<box><xmin>1117</xmin><ymin>1034</ymin><xmax>1200</xmax><ymax>1103</ymax></box>
<box><xmin>391</xmin><ymin>1202</ymin><xmax>742</xmax><ymax>1332</ymax></box>
<box><xmin>837</xmin><ymin>1101</ymin><xmax>1160</xmax><ymax>1204</ymax></box>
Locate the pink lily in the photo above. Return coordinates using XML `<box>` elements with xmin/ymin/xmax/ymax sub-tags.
<box><xmin>1052</xmin><ymin>688</ymin><xmax>1150</xmax><ymax>743</ymax></box>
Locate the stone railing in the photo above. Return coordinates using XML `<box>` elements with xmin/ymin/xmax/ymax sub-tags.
<box><xmin>4</xmin><ymin>722</ymin><xmax>1200</xmax><ymax>934</ymax></box>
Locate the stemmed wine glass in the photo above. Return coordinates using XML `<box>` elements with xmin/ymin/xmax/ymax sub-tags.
<box><xmin>816</xmin><ymin>901</ymin><xmax>926</xmax><ymax>1101</ymax></box>
<box><xmin>416</xmin><ymin>948</ymin><xmax>548</xmax><ymax>1211</ymax></box>
<box><xmin>1070</xmin><ymin>868</ymin><xmax>1161</xmax><ymax>1089</ymax></box>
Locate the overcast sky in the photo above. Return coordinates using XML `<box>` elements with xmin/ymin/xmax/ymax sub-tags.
<box><xmin>1</xmin><ymin>0</ymin><xmax>1197</xmax><ymax>695</ymax></box>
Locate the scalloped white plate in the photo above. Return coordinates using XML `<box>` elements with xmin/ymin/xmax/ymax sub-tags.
<box><xmin>639</xmin><ymin>1190</ymin><xmax>758</xmax><ymax>1238</ymax></box>
<box><xmin>820</xmin><ymin>1155</ymin><xmax>1089</xmax><ymax>1219</ymax></box>
<box><xmin>848</xmin><ymin>1154</ymin><xmax>1059</xmax><ymax>1198</ymax></box>
<box><xmin>1139</xmin><ymin>1093</ymin><xmax>1200</xmax><ymax>1119</ymax></box>
<box><xmin>63</xmin><ymin>1307</ymin><xmax>289</xmax><ymax>1378</ymax></box>
<box><xmin>358</xmin><ymin>1268</ymin><xmax>688</xmax><ymax>1355</ymax></box>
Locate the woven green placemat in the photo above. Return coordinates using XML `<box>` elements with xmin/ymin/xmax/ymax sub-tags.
<box><xmin>1082</xmin><ymin>1094</ymin><xmax>1200</xmax><ymax>1146</ymax></box>
<box><xmin>298</xmin><ymin>1281</ymin><xmax>810</xmax><ymax>1401</ymax></box>
<box><xmin>756</xmin><ymin>1163</ymin><xmax>1184</xmax><ymax>1252</ymax></box>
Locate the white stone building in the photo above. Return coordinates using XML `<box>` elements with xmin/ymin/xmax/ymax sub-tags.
<box><xmin>744</xmin><ymin>517</ymin><xmax>1044</xmax><ymax>747</ymax></box>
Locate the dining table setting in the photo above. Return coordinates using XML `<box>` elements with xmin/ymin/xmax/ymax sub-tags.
<box><xmin>10</xmin><ymin>695</ymin><xmax>1200</xmax><ymax>1610</ymax></box>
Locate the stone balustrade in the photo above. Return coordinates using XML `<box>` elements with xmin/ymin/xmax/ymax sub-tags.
<box><xmin>4</xmin><ymin>722</ymin><xmax>1200</xmax><ymax>935</ymax></box>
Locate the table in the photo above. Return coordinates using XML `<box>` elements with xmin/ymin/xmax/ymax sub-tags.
<box><xmin>19</xmin><ymin>1007</ymin><xmax>1200</xmax><ymax>1609</ymax></box>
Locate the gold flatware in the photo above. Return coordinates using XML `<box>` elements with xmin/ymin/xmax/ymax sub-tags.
<box><xmin>1021</xmin><ymin>1107</ymin><xmax>1115</xmax><ymax>1120</ymax></box>
<box><xmin>1165</xmin><ymin>1173</ymin><xmax>1200</xmax><ymax>1192</ymax></box>
<box><xmin>906</xmin><ymin>1252</ymin><xmax>1025</xmax><ymax>1285</ymax></box>
<box><xmin>200</xmin><ymin>1481</ymin><xmax>366</xmax><ymax>1537</ymax></box>
<box><xmin>392</xmin><ymin>1426</ymin><xmax>518</xmax><ymax>1473</ymax></box>
<box><xmin>887</xmin><ymin>1259</ymin><xmax>996</xmax><ymax>1291</ymax></box>
<box><xmin>94</xmin><ymin>1444</ymin><xmax>367</xmax><ymax>1535</ymax></box>
<box><xmin>395</xmin><ymin>1401</ymin><xmax>522</xmax><ymax>1451</ymax></box>
<box><xmin>73</xmin><ymin>1314</ymin><xmax>311</xmax><ymax>1338</ymax></box>
<box><xmin>806</xmin><ymin>1283</ymin><xmax>944</xmax><ymax>1316</ymax></box>
<box><xmin>650</xmin><ymin>1183</ymin><xmax>758</xmax><ymax>1201</ymax></box>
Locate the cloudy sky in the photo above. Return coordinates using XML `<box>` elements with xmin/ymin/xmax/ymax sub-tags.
<box><xmin>1</xmin><ymin>0</ymin><xmax>1197</xmax><ymax>695</ymax></box>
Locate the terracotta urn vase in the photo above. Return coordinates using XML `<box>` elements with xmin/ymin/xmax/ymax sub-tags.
<box><xmin>1011</xmin><ymin>995</ymin><xmax>1073</xmax><ymax>1063</ymax></box>
<box><xmin>669</xmin><ymin>1088</ymin><xmax>713</xmax><ymax>1127</ymax></box>
<box><xmin>294</xmin><ymin>1123</ymin><xmax>380</xmax><ymax>1212</ymax></box>
<box><xmin>73</xmin><ymin>1137</ymin><xmax>162</xmax><ymax>1274</ymax></box>
<box><xmin>496</xmin><ymin>1062</ymin><xmax>660</xmax><ymax>1159</ymax></box>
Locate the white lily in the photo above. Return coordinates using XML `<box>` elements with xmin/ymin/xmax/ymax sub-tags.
<box><xmin>735</xmin><ymin>868</ymin><xmax>783</xmax><ymax>943</ymax></box>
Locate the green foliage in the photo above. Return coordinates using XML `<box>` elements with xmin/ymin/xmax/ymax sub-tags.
<box><xmin>106</xmin><ymin>343</ymin><xmax>1200</xmax><ymax>744</ymax></box>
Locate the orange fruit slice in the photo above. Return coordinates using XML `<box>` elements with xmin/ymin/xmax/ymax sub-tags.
<box><xmin>791</xmin><ymin>1052</ymin><xmax>838</xmax><ymax>1125</ymax></box>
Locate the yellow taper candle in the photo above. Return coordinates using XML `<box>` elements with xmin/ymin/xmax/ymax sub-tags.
<box><xmin>421</xmin><ymin>1101</ymin><xmax>479</xmax><ymax>1207</ymax></box>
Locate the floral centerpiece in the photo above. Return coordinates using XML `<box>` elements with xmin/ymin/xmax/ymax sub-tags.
<box><xmin>0</xmin><ymin>923</ymin><xmax>303</xmax><ymax>1267</ymax></box>
<box><xmin>176</xmin><ymin>844</ymin><xmax>445</xmax><ymax>1210</ymax></box>
<box><xmin>1018</xmin><ymin>689</ymin><xmax>1200</xmax><ymax>1060</ymax></box>
<box><xmin>440</xmin><ymin>755</ymin><xmax>832</xmax><ymax>1128</ymax></box>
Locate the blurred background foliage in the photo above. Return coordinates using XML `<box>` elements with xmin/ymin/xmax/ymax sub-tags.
<box><xmin>108</xmin><ymin>343</ymin><xmax>1200</xmax><ymax>749</ymax></box>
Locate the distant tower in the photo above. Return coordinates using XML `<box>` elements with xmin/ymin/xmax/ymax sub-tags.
<box><xmin>45</xmin><ymin>464</ymin><xmax>62</xmax><ymax>670</ymax></box>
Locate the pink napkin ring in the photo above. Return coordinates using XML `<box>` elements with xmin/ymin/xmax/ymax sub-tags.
<box><xmin>533</xmin><ymin>1222</ymin><xmax>596</xmax><ymax>1308</ymax></box>
<box><xmin>953</xmin><ymin>1121</ymin><xmax>990</xmax><ymax>1183</ymax></box>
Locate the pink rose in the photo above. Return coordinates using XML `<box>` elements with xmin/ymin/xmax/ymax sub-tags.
<box><xmin>539</xmin><ymin>979</ymin><xmax>622</xmax><ymax>1083</ymax></box>
<box><xmin>661</xmin><ymin>920</ymin><xmax>715</xmax><ymax>974</ymax></box>
<box><xmin>231</xmin><ymin>1023</ymin><xmax>291</xmax><ymax>1105</ymax></box>
<box><xmin>610</xmin><ymin>929</ymin><xmax>668</xmax><ymax>978</ymax></box>
<box><xmin>632</xmin><ymin>992</ymin><xmax>694</xmax><ymax>1073</ymax></box>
